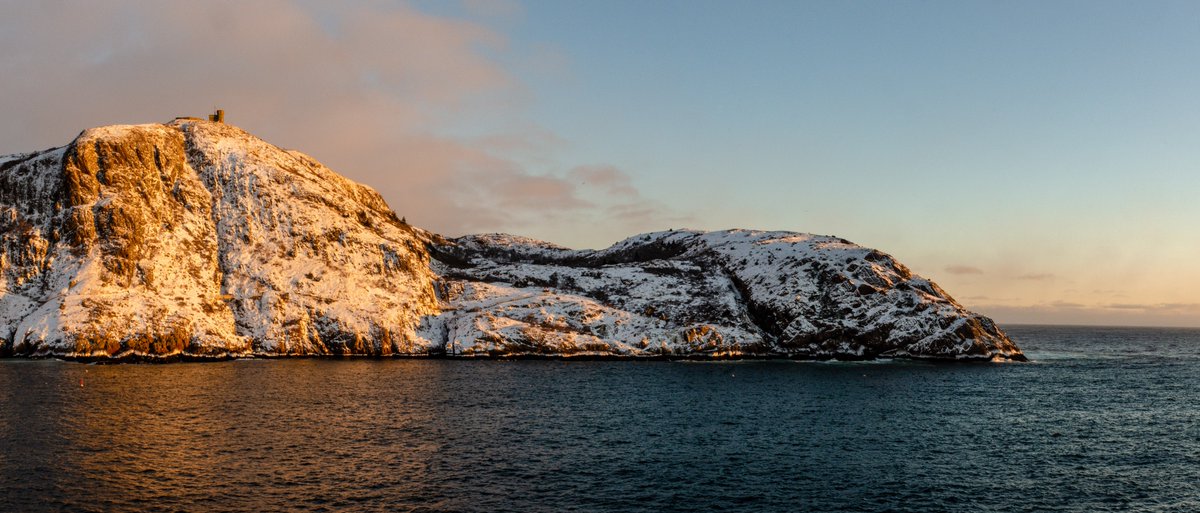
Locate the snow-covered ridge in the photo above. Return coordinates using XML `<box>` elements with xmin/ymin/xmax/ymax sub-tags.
<box><xmin>426</xmin><ymin>230</ymin><xmax>1023</xmax><ymax>361</ymax></box>
<box><xmin>0</xmin><ymin>120</ymin><xmax>1023</xmax><ymax>361</ymax></box>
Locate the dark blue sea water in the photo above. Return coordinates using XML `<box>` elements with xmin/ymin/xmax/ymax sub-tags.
<box><xmin>1</xmin><ymin>325</ymin><xmax>1197</xmax><ymax>512</ymax></box>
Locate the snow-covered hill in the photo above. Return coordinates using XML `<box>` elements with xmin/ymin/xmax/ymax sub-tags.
<box><xmin>424</xmin><ymin>230</ymin><xmax>1022</xmax><ymax>360</ymax></box>
<box><xmin>0</xmin><ymin>120</ymin><xmax>1023</xmax><ymax>361</ymax></box>
<box><xmin>0</xmin><ymin>121</ymin><xmax>437</xmax><ymax>357</ymax></box>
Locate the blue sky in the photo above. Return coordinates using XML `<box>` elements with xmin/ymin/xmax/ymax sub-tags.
<box><xmin>439</xmin><ymin>0</ymin><xmax>1200</xmax><ymax>326</ymax></box>
<box><xmin>502</xmin><ymin>0</ymin><xmax>1200</xmax><ymax>247</ymax></box>
<box><xmin>2</xmin><ymin>0</ymin><xmax>1198</xmax><ymax>326</ymax></box>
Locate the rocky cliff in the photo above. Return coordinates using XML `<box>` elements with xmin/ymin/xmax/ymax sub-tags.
<box><xmin>0</xmin><ymin>120</ymin><xmax>1023</xmax><ymax>361</ymax></box>
<box><xmin>0</xmin><ymin>121</ymin><xmax>437</xmax><ymax>357</ymax></box>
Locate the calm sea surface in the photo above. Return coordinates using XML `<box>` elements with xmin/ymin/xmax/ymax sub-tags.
<box><xmin>1</xmin><ymin>325</ymin><xmax>1198</xmax><ymax>512</ymax></box>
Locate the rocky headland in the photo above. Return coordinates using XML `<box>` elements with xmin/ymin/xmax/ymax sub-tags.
<box><xmin>0</xmin><ymin>120</ymin><xmax>1024</xmax><ymax>361</ymax></box>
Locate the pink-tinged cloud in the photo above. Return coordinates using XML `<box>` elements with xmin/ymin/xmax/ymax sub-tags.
<box><xmin>568</xmin><ymin>165</ymin><xmax>639</xmax><ymax>196</ymax></box>
<box><xmin>0</xmin><ymin>1</ymin><xmax>683</xmax><ymax>246</ymax></box>
<box><xmin>495</xmin><ymin>175</ymin><xmax>591</xmax><ymax>210</ymax></box>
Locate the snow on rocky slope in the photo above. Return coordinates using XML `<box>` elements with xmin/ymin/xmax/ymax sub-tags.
<box><xmin>0</xmin><ymin>120</ymin><xmax>1023</xmax><ymax>361</ymax></box>
<box><xmin>424</xmin><ymin>231</ymin><xmax>1024</xmax><ymax>360</ymax></box>
<box><xmin>0</xmin><ymin>120</ymin><xmax>436</xmax><ymax>358</ymax></box>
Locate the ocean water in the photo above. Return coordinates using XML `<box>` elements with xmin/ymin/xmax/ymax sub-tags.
<box><xmin>1</xmin><ymin>325</ymin><xmax>1197</xmax><ymax>512</ymax></box>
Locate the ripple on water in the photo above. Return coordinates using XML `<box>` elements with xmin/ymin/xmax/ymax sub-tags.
<box><xmin>0</xmin><ymin>325</ymin><xmax>1198</xmax><ymax>512</ymax></box>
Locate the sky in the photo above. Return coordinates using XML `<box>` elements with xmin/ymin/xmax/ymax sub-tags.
<box><xmin>1</xmin><ymin>0</ymin><xmax>1198</xmax><ymax>327</ymax></box>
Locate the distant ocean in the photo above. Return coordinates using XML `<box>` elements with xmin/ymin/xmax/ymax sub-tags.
<box><xmin>1</xmin><ymin>325</ymin><xmax>1197</xmax><ymax>512</ymax></box>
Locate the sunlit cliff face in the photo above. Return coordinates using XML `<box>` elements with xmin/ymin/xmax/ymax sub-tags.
<box><xmin>0</xmin><ymin>121</ymin><xmax>439</xmax><ymax>357</ymax></box>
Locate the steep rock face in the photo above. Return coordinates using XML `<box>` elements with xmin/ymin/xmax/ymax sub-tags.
<box><xmin>0</xmin><ymin>121</ymin><xmax>436</xmax><ymax>357</ymax></box>
<box><xmin>424</xmin><ymin>231</ymin><xmax>1024</xmax><ymax>361</ymax></box>
<box><xmin>0</xmin><ymin>125</ymin><xmax>242</xmax><ymax>356</ymax></box>
<box><xmin>176</xmin><ymin>121</ymin><xmax>437</xmax><ymax>354</ymax></box>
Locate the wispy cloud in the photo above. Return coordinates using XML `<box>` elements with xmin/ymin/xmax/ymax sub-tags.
<box><xmin>1104</xmin><ymin>302</ymin><xmax>1200</xmax><ymax>312</ymax></box>
<box><xmin>0</xmin><ymin>1</ymin><xmax>682</xmax><ymax>246</ymax></box>
<box><xmin>944</xmin><ymin>265</ymin><xmax>984</xmax><ymax>275</ymax></box>
<box><xmin>1015</xmin><ymin>273</ymin><xmax>1056</xmax><ymax>281</ymax></box>
<box><xmin>568</xmin><ymin>165</ymin><xmax>639</xmax><ymax>196</ymax></box>
<box><xmin>462</xmin><ymin>0</ymin><xmax>524</xmax><ymax>19</ymax></box>
<box><xmin>974</xmin><ymin>301</ymin><xmax>1200</xmax><ymax>328</ymax></box>
<box><xmin>1049</xmin><ymin>300</ymin><xmax>1085</xmax><ymax>308</ymax></box>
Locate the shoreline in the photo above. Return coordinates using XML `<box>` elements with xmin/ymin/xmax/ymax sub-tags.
<box><xmin>0</xmin><ymin>351</ymin><xmax>1027</xmax><ymax>364</ymax></box>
